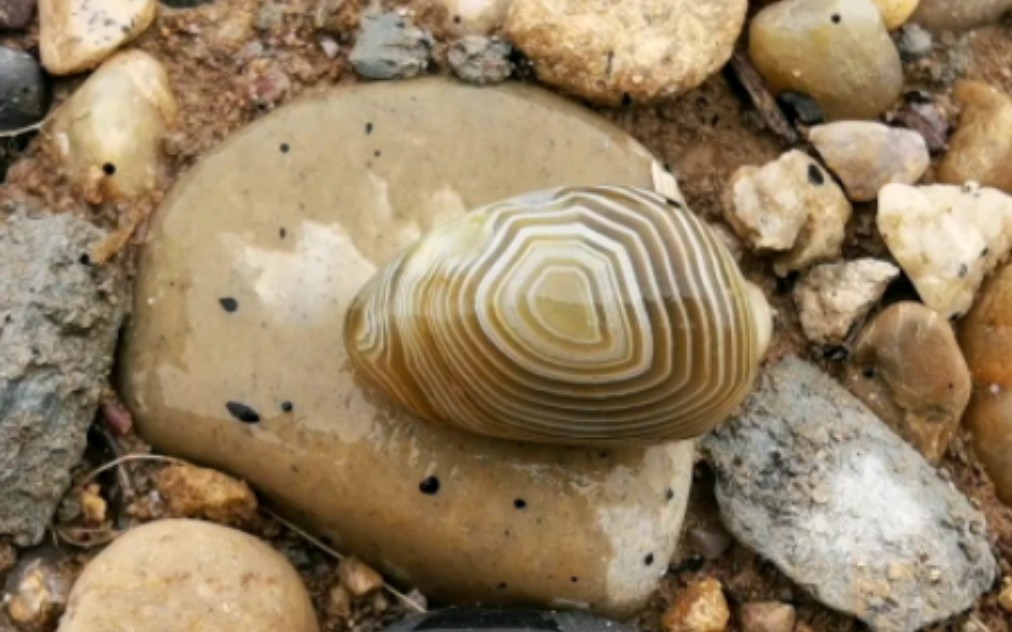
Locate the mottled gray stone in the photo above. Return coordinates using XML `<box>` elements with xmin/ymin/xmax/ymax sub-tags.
<box><xmin>448</xmin><ymin>35</ymin><xmax>511</xmax><ymax>84</ymax></box>
<box><xmin>0</xmin><ymin>212</ymin><xmax>127</xmax><ymax>546</ymax></box>
<box><xmin>702</xmin><ymin>356</ymin><xmax>996</xmax><ymax>632</ymax></box>
<box><xmin>0</xmin><ymin>47</ymin><xmax>49</xmax><ymax>132</ymax></box>
<box><xmin>349</xmin><ymin>12</ymin><xmax>432</xmax><ymax>80</ymax></box>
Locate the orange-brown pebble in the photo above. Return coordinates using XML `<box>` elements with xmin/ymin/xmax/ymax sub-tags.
<box><xmin>938</xmin><ymin>81</ymin><xmax>1012</xmax><ymax>194</ymax></box>
<box><xmin>662</xmin><ymin>578</ymin><xmax>730</xmax><ymax>632</ymax></box>
<box><xmin>154</xmin><ymin>463</ymin><xmax>257</xmax><ymax>526</ymax></box>
<box><xmin>338</xmin><ymin>557</ymin><xmax>385</xmax><ymax>598</ymax></box>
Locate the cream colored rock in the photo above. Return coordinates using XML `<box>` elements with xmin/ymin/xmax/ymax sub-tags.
<box><xmin>49</xmin><ymin>50</ymin><xmax>176</xmax><ymax>201</ymax></box>
<box><xmin>846</xmin><ymin>302</ymin><xmax>971</xmax><ymax>463</ymax></box>
<box><xmin>338</xmin><ymin>557</ymin><xmax>384</xmax><ymax>597</ymax></box>
<box><xmin>794</xmin><ymin>259</ymin><xmax>899</xmax><ymax>345</ymax></box>
<box><xmin>57</xmin><ymin>520</ymin><xmax>319</xmax><ymax>632</ymax></box>
<box><xmin>872</xmin><ymin>0</ymin><xmax>921</xmax><ymax>29</ymax></box>
<box><xmin>810</xmin><ymin>122</ymin><xmax>929</xmax><ymax>202</ymax></box>
<box><xmin>118</xmin><ymin>78</ymin><xmax>696</xmax><ymax>617</ymax></box>
<box><xmin>40</xmin><ymin>0</ymin><xmax>156</xmax><ymax>75</ymax></box>
<box><xmin>504</xmin><ymin>0</ymin><xmax>746</xmax><ymax>106</ymax></box>
<box><xmin>739</xmin><ymin>602</ymin><xmax>796</xmax><ymax>632</ymax></box>
<box><xmin>749</xmin><ymin>0</ymin><xmax>903</xmax><ymax>120</ymax></box>
<box><xmin>877</xmin><ymin>183</ymin><xmax>1012</xmax><ymax>318</ymax></box>
<box><xmin>437</xmin><ymin>0</ymin><xmax>512</xmax><ymax>35</ymax></box>
<box><xmin>724</xmin><ymin>150</ymin><xmax>852</xmax><ymax>276</ymax></box>
<box><xmin>938</xmin><ymin>81</ymin><xmax>1012</xmax><ymax>193</ymax></box>
<box><xmin>662</xmin><ymin>578</ymin><xmax>730</xmax><ymax>632</ymax></box>
<box><xmin>999</xmin><ymin>580</ymin><xmax>1012</xmax><ymax>613</ymax></box>
<box><xmin>912</xmin><ymin>0</ymin><xmax>1012</xmax><ymax>31</ymax></box>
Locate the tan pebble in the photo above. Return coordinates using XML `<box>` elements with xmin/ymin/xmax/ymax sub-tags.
<box><xmin>338</xmin><ymin>557</ymin><xmax>385</xmax><ymax>598</ymax></box>
<box><xmin>327</xmin><ymin>584</ymin><xmax>353</xmax><ymax>619</ymax></box>
<box><xmin>39</xmin><ymin>0</ymin><xmax>156</xmax><ymax>74</ymax></box>
<box><xmin>847</xmin><ymin>302</ymin><xmax>970</xmax><ymax>463</ymax></box>
<box><xmin>938</xmin><ymin>80</ymin><xmax>1012</xmax><ymax>194</ymax></box>
<box><xmin>912</xmin><ymin>0</ymin><xmax>1012</xmax><ymax>31</ymax></box>
<box><xmin>739</xmin><ymin>601</ymin><xmax>796</xmax><ymax>632</ymax></box>
<box><xmin>6</xmin><ymin>550</ymin><xmax>74</xmax><ymax>632</ymax></box>
<box><xmin>794</xmin><ymin>259</ymin><xmax>899</xmax><ymax>345</ymax></box>
<box><xmin>810</xmin><ymin>122</ymin><xmax>929</xmax><ymax>202</ymax></box>
<box><xmin>871</xmin><ymin>0</ymin><xmax>921</xmax><ymax>29</ymax></box>
<box><xmin>505</xmin><ymin>0</ymin><xmax>746</xmax><ymax>106</ymax></box>
<box><xmin>435</xmin><ymin>0</ymin><xmax>512</xmax><ymax>35</ymax></box>
<box><xmin>662</xmin><ymin>578</ymin><xmax>730</xmax><ymax>632</ymax></box>
<box><xmin>80</xmin><ymin>485</ymin><xmax>107</xmax><ymax>525</ymax></box>
<box><xmin>749</xmin><ymin>0</ymin><xmax>903</xmax><ymax>120</ymax></box>
<box><xmin>154</xmin><ymin>463</ymin><xmax>257</xmax><ymax>526</ymax></box>
<box><xmin>49</xmin><ymin>50</ymin><xmax>177</xmax><ymax>200</ymax></box>
<box><xmin>998</xmin><ymin>580</ymin><xmax>1012</xmax><ymax>613</ymax></box>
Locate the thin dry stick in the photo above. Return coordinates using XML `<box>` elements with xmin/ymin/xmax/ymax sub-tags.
<box><xmin>74</xmin><ymin>453</ymin><xmax>186</xmax><ymax>487</ymax></box>
<box><xmin>0</xmin><ymin>121</ymin><xmax>45</xmax><ymax>139</ymax></box>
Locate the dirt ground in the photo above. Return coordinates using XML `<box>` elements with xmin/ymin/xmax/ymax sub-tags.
<box><xmin>1</xmin><ymin>1</ymin><xmax>1011</xmax><ymax>631</ymax></box>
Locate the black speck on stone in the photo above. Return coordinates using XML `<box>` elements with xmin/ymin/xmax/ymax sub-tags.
<box><xmin>365</xmin><ymin>122</ymin><xmax>374</xmax><ymax>134</ymax></box>
<box><xmin>664</xmin><ymin>197</ymin><xmax>683</xmax><ymax>209</ymax></box>
<box><xmin>218</xmin><ymin>297</ymin><xmax>239</xmax><ymax>313</ymax></box>
<box><xmin>226</xmin><ymin>401</ymin><xmax>261</xmax><ymax>423</ymax></box>
<box><xmin>102</xmin><ymin>163</ymin><xmax>116</xmax><ymax>176</ymax></box>
<box><xmin>665</xmin><ymin>488</ymin><xmax>674</xmax><ymax>501</ymax></box>
<box><xmin>279</xmin><ymin>227</ymin><xmax>287</xmax><ymax>239</ymax></box>
<box><xmin>621</xmin><ymin>92</ymin><xmax>633</xmax><ymax>107</ymax></box>
<box><xmin>0</xmin><ymin>47</ymin><xmax>51</xmax><ymax>132</ymax></box>
<box><xmin>808</xmin><ymin>164</ymin><xmax>825</xmax><ymax>185</ymax></box>
<box><xmin>643</xmin><ymin>553</ymin><xmax>654</xmax><ymax>566</ymax></box>
<box><xmin>419</xmin><ymin>475</ymin><xmax>440</xmax><ymax>495</ymax></box>
<box><xmin>281</xmin><ymin>401</ymin><xmax>293</xmax><ymax>412</ymax></box>
<box><xmin>831</xmin><ymin>13</ymin><xmax>841</xmax><ymax>23</ymax></box>
<box><xmin>374</xmin><ymin>150</ymin><xmax>381</xmax><ymax>157</ymax></box>
<box><xmin>280</xmin><ymin>143</ymin><xmax>290</xmax><ymax>154</ymax></box>
<box><xmin>571</xmin><ymin>576</ymin><xmax>578</xmax><ymax>583</ymax></box>
<box><xmin>513</xmin><ymin>498</ymin><xmax>527</xmax><ymax>509</ymax></box>
<box><xmin>496</xmin><ymin>582</ymin><xmax>508</xmax><ymax>590</ymax></box>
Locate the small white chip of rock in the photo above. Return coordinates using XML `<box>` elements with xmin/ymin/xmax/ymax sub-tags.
<box><xmin>878</xmin><ymin>182</ymin><xmax>1012</xmax><ymax>319</ymax></box>
<box><xmin>794</xmin><ymin>259</ymin><xmax>900</xmax><ymax>345</ymax></box>
<box><xmin>809</xmin><ymin>121</ymin><xmax>929</xmax><ymax>202</ymax></box>
<box><xmin>724</xmin><ymin>150</ymin><xmax>852</xmax><ymax>276</ymax></box>
<box><xmin>39</xmin><ymin>0</ymin><xmax>157</xmax><ymax>75</ymax></box>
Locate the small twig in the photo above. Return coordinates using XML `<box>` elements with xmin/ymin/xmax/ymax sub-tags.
<box><xmin>54</xmin><ymin>525</ymin><xmax>121</xmax><ymax>548</ymax></box>
<box><xmin>0</xmin><ymin>121</ymin><xmax>45</xmax><ymax>139</ymax></box>
<box><xmin>95</xmin><ymin>426</ymin><xmax>137</xmax><ymax>502</ymax></box>
<box><xmin>727</xmin><ymin>45</ymin><xmax>800</xmax><ymax>146</ymax></box>
<box><xmin>74</xmin><ymin>453</ymin><xmax>186</xmax><ymax>488</ymax></box>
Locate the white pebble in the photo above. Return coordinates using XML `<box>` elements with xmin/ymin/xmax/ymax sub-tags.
<box><xmin>794</xmin><ymin>259</ymin><xmax>899</xmax><ymax>345</ymax></box>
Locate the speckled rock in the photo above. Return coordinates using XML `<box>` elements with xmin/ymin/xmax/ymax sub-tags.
<box><xmin>809</xmin><ymin>122</ymin><xmax>929</xmax><ymax>202</ymax></box>
<box><xmin>118</xmin><ymin>78</ymin><xmax>696</xmax><ymax>617</ymax></box>
<box><xmin>0</xmin><ymin>47</ymin><xmax>50</xmax><ymax>132</ymax></box>
<box><xmin>49</xmin><ymin>50</ymin><xmax>177</xmax><ymax>201</ymax></box>
<box><xmin>912</xmin><ymin>0</ymin><xmax>1012</xmax><ymax>31</ymax></box>
<box><xmin>448</xmin><ymin>35</ymin><xmax>511</xmax><ymax>84</ymax></box>
<box><xmin>435</xmin><ymin>0</ymin><xmax>512</xmax><ymax>35</ymax></box>
<box><xmin>39</xmin><ymin>0</ymin><xmax>156</xmax><ymax>74</ymax></box>
<box><xmin>872</xmin><ymin>0</ymin><xmax>920</xmax><ymax>29</ymax></box>
<box><xmin>749</xmin><ymin>0</ymin><xmax>903</xmax><ymax>120</ymax></box>
<box><xmin>704</xmin><ymin>356</ymin><xmax>997</xmax><ymax>632</ymax></box>
<box><xmin>661</xmin><ymin>578</ymin><xmax>729</xmax><ymax>632</ymax></box>
<box><xmin>793</xmin><ymin>259</ymin><xmax>899</xmax><ymax>345</ymax></box>
<box><xmin>723</xmin><ymin>150</ymin><xmax>852</xmax><ymax>276</ymax></box>
<box><xmin>959</xmin><ymin>262</ymin><xmax>1012</xmax><ymax>505</ymax></box>
<box><xmin>0</xmin><ymin>0</ymin><xmax>36</xmax><ymax>30</ymax></box>
<box><xmin>56</xmin><ymin>519</ymin><xmax>319</xmax><ymax>632</ymax></box>
<box><xmin>504</xmin><ymin>0</ymin><xmax>747</xmax><ymax>106</ymax></box>
<box><xmin>349</xmin><ymin>12</ymin><xmax>433</xmax><ymax>80</ymax></box>
<box><xmin>877</xmin><ymin>183</ymin><xmax>1012</xmax><ymax>318</ymax></box>
<box><xmin>739</xmin><ymin>602</ymin><xmax>796</xmax><ymax>632</ymax></box>
<box><xmin>938</xmin><ymin>81</ymin><xmax>1012</xmax><ymax>193</ymax></box>
<box><xmin>846</xmin><ymin>302</ymin><xmax>971</xmax><ymax>463</ymax></box>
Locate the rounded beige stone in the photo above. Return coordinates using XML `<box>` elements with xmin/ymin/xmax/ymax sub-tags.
<box><xmin>40</xmin><ymin>0</ymin><xmax>156</xmax><ymax>75</ymax></box>
<box><xmin>912</xmin><ymin>0</ymin><xmax>1012</xmax><ymax>31</ymax></box>
<box><xmin>118</xmin><ymin>78</ymin><xmax>695</xmax><ymax>616</ymax></box>
<box><xmin>504</xmin><ymin>0</ymin><xmax>746</xmax><ymax>106</ymax></box>
<box><xmin>56</xmin><ymin>519</ymin><xmax>319</xmax><ymax>632</ymax></box>
<box><xmin>435</xmin><ymin>0</ymin><xmax>513</xmax><ymax>35</ymax></box>
<box><xmin>749</xmin><ymin>0</ymin><xmax>903</xmax><ymax>120</ymax></box>
<box><xmin>871</xmin><ymin>0</ymin><xmax>921</xmax><ymax>29</ymax></box>
<box><xmin>938</xmin><ymin>80</ymin><xmax>1012</xmax><ymax>194</ymax></box>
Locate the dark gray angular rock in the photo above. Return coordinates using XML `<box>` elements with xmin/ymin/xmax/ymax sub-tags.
<box><xmin>0</xmin><ymin>212</ymin><xmax>127</xmax><ymax>546</ymax></box>
<box><xmin>702</xmin><ymin>356</ymin><xmax>997</xmax><ymax>632</ymax></box>
<box><xmin>0</xmin><ymin>47</ymin><xmax>50</xmax><ymax>131</ymax></box>
<box><xmin>349</xmin><ymin>12</ymin><xmax>433</xmax><ymax>80</ymax></box>
<box><xmin>0</xmin><ymin>0</ymin><xmax>35</xmax><ymax>30</ymax></box>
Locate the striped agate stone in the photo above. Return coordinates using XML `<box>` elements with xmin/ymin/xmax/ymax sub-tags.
<box><xmin>345</xmin><ymin>185</ymin><xmax>765</xmax><ymax>445</ymax></box>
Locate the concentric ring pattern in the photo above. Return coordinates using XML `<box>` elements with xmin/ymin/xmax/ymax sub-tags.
<box><xmin>344</xmin><ymin>185</ymin><xmax>762</xmax><ymax>445</ymax></box>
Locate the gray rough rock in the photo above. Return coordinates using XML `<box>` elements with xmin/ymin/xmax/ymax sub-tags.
<box><xmin>0</xmin><ymin>47</ymin><xmax>49</xmax><ymax>132</ymax></box>
<box><xmin>702</xmin><ymin>356</ymin><xmax>996</xmax><ymax>632</ymax></box>
<box><xmin>448</xmin><ymin>35</ymin><xmax>511</xmax><ymax>84</ymax></box>
<box><xmin>349</xmin><ymin>12</ymin><xmax>433</xmax><ymax>80</ymax></box>
<box><xmin>0</xmin><ymin>212</ymin><xmax>126</xmax><ymax>546</ymax></box>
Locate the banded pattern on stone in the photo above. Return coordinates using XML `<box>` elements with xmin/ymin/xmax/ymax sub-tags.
<box><xmin>345</xmin><ymin>186</ymin><xmax>763</xmax><ymax>445</ymax></box>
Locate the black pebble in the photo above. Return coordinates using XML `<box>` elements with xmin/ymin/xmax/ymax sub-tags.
<box><xmin>419</xmin><ymin>475</ymin><xmax>440</xmax><ymax>495</ymax></box>
<box><xmin>777</xmin><ymin>90</ymin><xmax>825</xmax><ymax>126</ymax></box>
<box><xmin>219</xmin><ymin>297</ymin><xmax>239</xmax><ymax>313</ymax></box>
<box><xmin>226</xmin><ymin>401</ymin><xmax>260</xmax><ymax>423</ymax></box>
<box><xmin>0</xmin><ymin>47</ymin><xmax>51</xmax><ymax>132</ymax></box>
<box><xmin>78</xmin><ymin>253</ymin><xmax>91</xmax><ymax>266</ymax></box>
<box><xmin>281</xmin><ymin>401</ymin><xmax>293</xmax><ymax>412</ymax></box>
<box><xmin>808</xmin><ymin>164</ymin><xmax>825</xmax><ymax>185</ymax></box>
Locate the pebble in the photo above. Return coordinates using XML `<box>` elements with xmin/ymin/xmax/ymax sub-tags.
<box><xmin>897</xmin><ymin>23</ymin><xmax>933</xmax><ymax>57</ymax></box>
<box><xmin>337</xmin><ymin>557</ymin><xmax>384</xmax><ymax>598</ymax></box>
<box><xmin>749</xmin><ymin>0</ymin><xmax>903</xmax><ymax>120</ymax></box>
<box><xmin>739</xmin><ymin>602</ymin><xmax>796</xmax><ymax>632</ymax></box>
<box><xmin>890</xmin><ymin>101</ymin><xmax>949</xmax><ymax>153</ymax></box>
<box><xmin>0</xmin><ymin>212</ymin><xmax>126</xmax><ymax>546</ymax></box>
<box><xmin>877</xmin><ymin>182</ymin><xmax>1012</xmax><ymax>319</ymax></box>
<box><xmin>4</xmin><ymin>549</ymin><xmax>74</xmax><ymax>631</ymax></box>
<box><xmin>118</xmin><ymin>77</ymin><xmax>695</xmax><ymax>618</ymax></box>
<box><xmin>846</xmin><ymin>302</ymin><xmax>971</xmax><ymax>463</ymax></box>
<box><xmin>703</xmin><ymin>356</ymin><xmax>997</xmax><ymax>632</ymax></box>
<box><xmin>39</xmin><ymin>0</ymin><xmax>156</xmax><ymax>75</ymax></box>
<box><xmin>349</xmin><ymin>12</ymin><xmax>433</xmax><ymax>80</ymax></box>
<box><xmin>387</xmin><ymin>609</ymin><xmax>639</xmax><ymax>632</ymax></box>
<box><xmin>661</xmin><ymin>578</ymin><xmax>730</xmax><ymax>632</ymax></box>
<box><xmin>154</xmin><ymin>463</ymin><xmax>258</xmax><ymax>526</ymax></box>
<box><xmin>0</xmin><ymin>47</ymin><xmax>50</xmax><ymax>132</ymax></box>
<box><xmin>809</xmin><ymin>122</ymin><xmax>929</xmax><ymax>202</ymax></box>
<box><xmin>938</xmin><ymin>80</ymin><xmax>1012</xmax><ymax>193</ymax></box>
<box><xmin>0</xmin><ymin>0</ymin><xmax>35</xmax><ymax>30</ymax></box>
<box><xmin>723</xmin><ymin>150</ymin><xmax>852</xmax><ymax>276</ymax></box>
<box><xmin>912</xmin><ymin>0</ymin><xmax>1012</xmax><ymax>31</ymax></box>
<box><xmin>0</xmin><ymin>542</ymin><xmax>15</xmax><ymax>574</ymax></box>
<box><xmin>448</xmin><ymin>35</ymin><xmax>511</xmax><ymax>84</ymax></box>
<box><xmin>57</xmin><ymin>520</ymin><xmax>319</xmax><ymax>632</ymax></box>
<box><xmin>793</xmin><ymin>259</ymin><xmax>899</xmax><ymax>345</ymax></box>
<box><xmin>959</xmin><ymin>261</ymin><xmax>1012</xmax><ymax>505</ymax></box>
<box><xmin>504</xmin><ymin>0</ymin><xmax>747</xmax><ymax>106</ymax></box>
<box><xmin>872</xmin><ymin>0</ymin><xmax>921</xmax><ymax>29</ymax></box>
<box><xmin>777</xmin><ymin>91</ymin><xmax>825</xmax><ymax>126</ymax></box>
<box><xmin>49</xmin><ymin>50</ymin><xmax>177</xmax><ymax>201</ymax></box>
<box><xmin>435</xmin><ymin>0</ymin><xmax>511</xmax><ymax>35</ymax></box>
<box><xmin>999</xmin><ymin>580</ymin><xmax>1012</xmax><ymax>613</ymax></box>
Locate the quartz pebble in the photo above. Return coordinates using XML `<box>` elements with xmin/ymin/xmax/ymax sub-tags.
<box><xmin>436</xmin><ymin>0</ymin><xmax>511</xmax><ymax>35</ymax></box>
<box><xmin>448</xmin><ymin>35</ymin><xmax>511</xmax><ymax>84</ymax></box>
<box><xmin>0</xmin><ymin>0</ymin><xmax>35</xmax><ymax>30</ymax></box>
<box><xmin>39</xmin><ymin>0</ymin><xmax>156</xmax><ymax>75</ymax></box>
<box><xmin>846</xmin><ymin>302</ymin><xmax>971</xmax><ymax>463</ymax></box>
<box><xmin>0</xmin><ymin>47</ymin><xmax>50</xmax><ymax>132</ymax></box>
<box><xmin>154</xmin><ymin>464</ymin><xmax>258</xmax><ymax>526</ymax></box>
<box><xmin>49</xmin><ymin>50</ymin><xmax>177</xmax><ymax>201</ymax></box>
<box><xmin>704</xmin><ymin>356</ymin><xmax>997</xmax><ymax>632</ymax></box>
<box><xmin>4</xmin><ymin>549</ymin><xmax>74</xmax><ymax>631</ymax></box>
<box><xmin>958</xmin><ymin>262</ymin><xmax>1012</xmax><ymax>505</ymax></box>
<box><xmin>938</xmin><ymin>80</ymin><xmax>1012</xmax><ymax>193</ymax></box>
<box><xmin>57</xmin><ymin>520</ymin><xmax>319</xmax><ymax>632</ymax></box>
<box><xmin>912</xmin><ymin>0</ymin><xmax>1012</xmax><ymax>31</ymax></box>
<box><xmin>724</xmin><ymin>150</ymin><xmax>852</xmax><ymax>276</ymax></box>
<box><xmin>118</xmin><ymin>78</ymin><xmax>695</xmax><ymax>618</ymax></box>
<box><xmin>897</xmin><ymin>23</ymin><xmax>933</xmax><ymax>57</ymax></box>
<box><xmin>662</xmin><ymin>578</ymin><xmax>730</xmax><ymax>632</ymax></box>
<box><xmin>810</xmin><ymin>122</ymin><xmax>929</xmax><ymax>202</ymax></box>
<box><xmin>877</xmin><ymin>183</ymin><xmax>1012</xmax><ymax>318</ymax></box>
<box><xmin>739</xmin><ymin>602</ymin><xmax>796</xmax><ymax>632</ymax></box>
<box><xmin>337</xmin><ymin>557</ymin><xmax>384</xmax><ymax>598</ymax></box>
<box><xmin>749</xmin><ymin>0</ymin><xmax>903</xmax><ymax>120</ymax></box>
<box><xmin>872</xmin><ymin>0</ymin><xmax>921</xmax><ymax>29</ymax></box>
<box><xmin>349</xmin><ymin>12</ymin><xmax>433</xmax><ymax>80</ymax></box>
<box><xmin>505</xmin><ymin>0</ymin><xmax>746</xmax><ymax>106</ymax></box>
<box><xmin>794</xmin><ymin>259</ymin><xmax>899</xmax><ymax>345</ymax></box>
